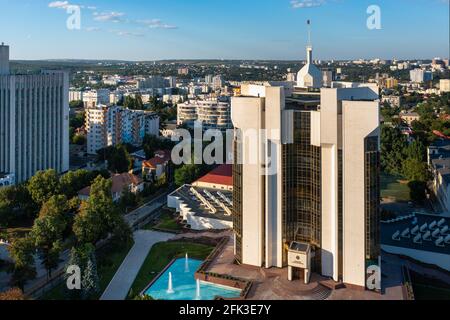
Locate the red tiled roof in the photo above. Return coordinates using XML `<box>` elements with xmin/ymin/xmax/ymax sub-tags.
<box><xmin>433</xmin><ymin>130</ymin><xmax>450</xmax><ymax>140</ymax></box>
<box><xmin>195</xmin><ymin>164</ymin><xmax>232</xmax><ymax>187</ymax></box>
<box><xmin>143</xmin><ymin>150</ymin><xmax>171</xmax><ymax>169</ymax></box>
<box><xmin>78</xmin><ymin>173</ymin><xmax>143</xmax><ymax>197</ymax></box>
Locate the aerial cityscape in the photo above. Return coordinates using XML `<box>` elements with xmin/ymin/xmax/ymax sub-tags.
<box><xmin>0</xmin><ymin>0</ymin><xmax>449</xmax><ymax>310</ymax></box>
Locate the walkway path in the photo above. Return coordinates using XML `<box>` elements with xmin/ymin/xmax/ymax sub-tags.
<box><xmin>100</xmin><ymin>230</ymin><xmax>174</xmax><ymax>300</ymax></box>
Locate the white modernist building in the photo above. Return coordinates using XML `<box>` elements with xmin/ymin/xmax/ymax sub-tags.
<box><xmin>232</xmin><ymin>77</ymin><xmax>381</xmax><ymax>288</ymax></box>
<box><xmin>0</xmin><ymin>44</ymin><xmax>69</xmax><ymax>184</ymax></box>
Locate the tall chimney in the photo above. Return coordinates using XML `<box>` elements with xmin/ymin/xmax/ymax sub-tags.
<box><xmin>0</xmin><ymin>43</ymin><xmax>10</xmax><ymax>75</ymax></box>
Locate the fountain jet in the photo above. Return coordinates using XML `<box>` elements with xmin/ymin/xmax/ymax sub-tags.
<box><xmin>195</xmin><ymin>279</ymin><xmax>201</xmax><ymax>300</ymax></box>
<box><xmin>167</xmin><ymin>272</ymin><xmax>175</xmax><ymax>294</ymax></box>
<box><xmin>185</xmin><ymin>253</ymin><xmax>190</xmax><ymax>273</ymax></box>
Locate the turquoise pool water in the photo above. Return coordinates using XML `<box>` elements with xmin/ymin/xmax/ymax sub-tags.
<box><xmin>144</xmin><ymin>258</ymin><xmax>242</xmax><ymax>300</ymax></box>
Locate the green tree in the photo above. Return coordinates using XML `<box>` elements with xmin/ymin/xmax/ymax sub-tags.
<box><xmin>381</xmin><ymin>125</ymin><xmax>408</xmax><ymax>175</ymax></box>
<box><xmin>7</xmin><ymin>237</ymin><xmax>36</xmax><ymax>290</ymax></box>
<box><xmin>0</xmin><ymin>184</ymin><xmax>38</xmax><ymax>227</ymax></box>
<box><xmin>30</xmin><ymin>196</ymin><xmax>68</xmax><ymax>279</ymax></box>
<box><xmin>174</xmin><ymin>164</ymin><xmax>202</xmax><ymax>187</ymax></box>
<box><xmin>27</xmin><ymin>170</ymin><xmax>61</xmax><ymax>206</ymax></box>
<box><xmin>108</xmin><ymin>144</ymin><xmax>133</xmax><ymax>173</ymax></box>
<box><xmin>142</xmin><ymin>134</ymin><xmax>174</xmax><ymax>159</ymax></box>
<box><xmin>120</xmin><ymin>186</ymin><xmax>138</xmax><ymax>209</ymax></box>
<box><xmin>69</xmin><ymin>100</ymin><xmax>84</xmax><ymax>110</ymax></box>
<box><xmin>402</xmin><ymin>158</ymin><xmax>429</xmax><ymax>182</ymax></box>
<box><xmin>73</xmin><ymin>176</ymin><xmax>129</xmax><ymax>245</ymax></box>
<box><xmin>60</xmin><ymin>170</ymin><xmax>95</xmax><ymax>199</ymax></box>
<box><xmin>124</xmin><ymin>96</ymin><xmax>136</xmax><ymax>110</ymax></box>
<box><xmin>81</xmin><ymin>254</ymin><xmax>100</xmax><ymax>299</ymax></box>
<box><xmin>72</xmin><ymin>134</ymin><xmax>86</xmax><ymax>145</ymax></box>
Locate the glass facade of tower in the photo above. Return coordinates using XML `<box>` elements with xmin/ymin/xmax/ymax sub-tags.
<box><xmin>364</xmin><ymin>136</ymin><xmax>381</xmax><ymax>262</ymax></box>
<box><xmin>233</xmin><ymin>136</ymin><xmax>243</xmax><ymax>263</ymax></box>
<box><xmin>282</xmin><ymin>111</ymin><xmax>322</xmax><ymax>269</ymax></box>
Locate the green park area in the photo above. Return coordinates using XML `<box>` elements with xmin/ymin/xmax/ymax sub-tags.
<box><xmin>381</xmin><ymin>173</ymin><xmax>411</xmax><ymax>202</ymax></box>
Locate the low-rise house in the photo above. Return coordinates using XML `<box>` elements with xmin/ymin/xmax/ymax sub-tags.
<box><xmin>400</xmin><ymin>111</ymin><xmax>420</xmax><ymax>126</ymax></box>
<box><xmin>142</xmin><ymin>150</ymin><xmax>171</xmax><ymax>183</ymax></box>
<box><xmin>78</xmin><ymin>172</ymin><xmax>144</xmax><ymax>202</ymax></box>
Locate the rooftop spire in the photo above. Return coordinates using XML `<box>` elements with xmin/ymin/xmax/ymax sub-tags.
<box><xmin>307</xmin><ymin>19</ymin><xmax>312</xmax><ymax>47</ymax></box>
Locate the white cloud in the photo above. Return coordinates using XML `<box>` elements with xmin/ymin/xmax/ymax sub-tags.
<box><xmin>85</xmin><ymin>27</ymin><xmax>101</xmax><ymax>32</ymax></box>
<box><xmin>137</xmin><ymin>19</ymin><xmax>178</xmax><ymax>29</ymax></box>
<box><xmin>94</xmin><ymin>11</ymin><xmax>126</xmax><ymax>23</ymax></box>
<box><xmin>108</xmin><ymin>30</ymin><xmax>145</xmax><ymax>37</ymax></box>
<box><xmin>48</xmin><ymin>1</ymin><xmax>97</xmax><ymax>10</ymax></box>
<box><xmin>290</xmin><ymin>0</ymin><xmax>326</xmax><ymax>9</ymax></box>
<box><xmin>48</xmin><ymin>1</ymin><xmax>71</xmax><ymax>9</ymax></box>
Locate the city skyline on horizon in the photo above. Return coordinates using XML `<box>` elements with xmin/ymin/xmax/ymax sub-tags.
<box><xmin>0</xmin><ymin>0</ymin><xmax>448</xmax><ymax>61</ymax></box>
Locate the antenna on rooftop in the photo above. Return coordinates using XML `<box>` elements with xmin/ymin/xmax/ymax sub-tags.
<box><xmin>307</xmin><ymin>20</ymin><xmax>312</xmax><ymax>46</ymax></box>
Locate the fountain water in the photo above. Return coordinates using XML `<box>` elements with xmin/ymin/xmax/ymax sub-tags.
<box><xmin>195</xmin><ymin>279</ymin><xmax>201</xmax><ymax>300</ymax></box>
<box><xmin>185</xmin><ymin>253</ymin><xmax>190</xmax><ymax>273</ymax></box>
<box><xmin>167</xmin><ymin>272</ymin><xmax>175</xmax><ymax>294</ymax></box>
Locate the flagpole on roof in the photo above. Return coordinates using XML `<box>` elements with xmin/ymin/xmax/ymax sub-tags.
<box><xmin>307</xmin><ymin>19</ymin><xmax>312</xmax><ymax>47</ymax></box>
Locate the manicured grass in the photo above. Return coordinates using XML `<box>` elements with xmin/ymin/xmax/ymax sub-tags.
<box><xmin>144</xmin><ymin>208</ymin><xmax>182</xmax><ymax>232</ymax></box>
<box><xmin>128</xmin><ymin>241</ymin><xmax>214</xmax><ymax>299</ymax></box>
<box><xmin>41</xmin><ymin>240</ymin><xmax>134</xmax><ymax>300</ymax></box>
<box><xmin>381</xmin><ymin>173</ymin><xmax>411</xmax><ymax>202</ymax></box>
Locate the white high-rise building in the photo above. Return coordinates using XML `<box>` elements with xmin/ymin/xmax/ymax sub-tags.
<box><xmin>410</xmin><ymin>69</ymin><xmax>433</xmax><ymax>83</ymax></box>
<box><xmin>232</xmin><ymin>55</ymin><xmax>381</xmax><ymax>288</ymax></box>
<box><xmin>0</xmin><ymin>44</ymin><xmax>69</xmax><ymax>184</ymax></box>
<box><xmin>212</xmin><ymin>75</ymin><xmax>224</xmax><ymax>90</ymax></box>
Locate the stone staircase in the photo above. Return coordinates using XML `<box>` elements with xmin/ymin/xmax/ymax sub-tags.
<box><xmin>305</xmin><ymin>284</ymin><xmax>333</xmax><ymax>300</ymax></box>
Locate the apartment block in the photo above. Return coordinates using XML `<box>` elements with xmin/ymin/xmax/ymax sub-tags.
<box><xmin>85</xmin><ymin>105</ymin><xmax>160</xmax><ymax>155</ymax></box>
<box><xmin>0</xmin><ymin>44</ymin><xmax>69</xmax><ymax>184</ymax></box>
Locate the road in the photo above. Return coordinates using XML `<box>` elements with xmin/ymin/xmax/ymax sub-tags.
<box><xmin>100</xmin><ymin>230</ymin><xmax>175</xmax><ymax>300</ymax></box>
<box><xmin>124</xmin><ymin>192</ymin><xmax>169</xmax><ymax>229</ymax></box>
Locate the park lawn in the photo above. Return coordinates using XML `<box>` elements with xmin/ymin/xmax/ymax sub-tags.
<box><xmin>381</xmin><ymin>173</ymin><xmax>411</xmax><ymax>202</ymax></box>
<box><xmin>41</xmin><ymin>240</ymin><xmax>134</xmax><ymax>300</ymax></box>
<box><xmin>144</xmin><ymin>208</ymin><xmax>182</xmax><ymax>232</ymax></box>
<box><xmin>128</xmin><ymin>241</ymin><xmax>214</xmax><ymax>299</ymax></box>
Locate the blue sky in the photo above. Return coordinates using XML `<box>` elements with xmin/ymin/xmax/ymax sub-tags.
<box><xmin>0</xmin><ymin>0</ymin><xmax>448</xmax><ymax>60</ymax></box>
